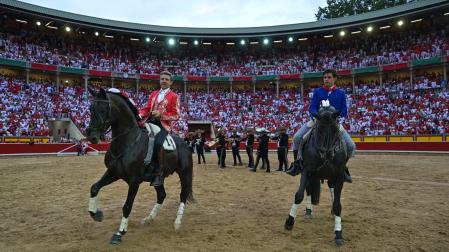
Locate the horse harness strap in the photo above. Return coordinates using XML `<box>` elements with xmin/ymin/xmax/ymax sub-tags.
<box><xmin>89</xmin><ymin>99</ymin><xmax>112</xmax><ymax>133</ymax></box>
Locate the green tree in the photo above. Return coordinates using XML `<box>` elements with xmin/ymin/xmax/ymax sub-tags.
<box><xmin>315</xmin><ymin>0</ymin><xmax>415</xmax><ymax>20</ymax></box>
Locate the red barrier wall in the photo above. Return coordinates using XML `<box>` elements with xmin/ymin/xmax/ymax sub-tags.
<box><xmin>1</xmin><ymin>142</ymin><xmax>448</xmax><ymax>155</ymax></box>
<box><xmin>355</xmin><ymin>142</ymin><xmax>449</xmax><ymax>152</ymax></box>
<box><xmin>0</xmin><ymin>143</ymin><xmax>109</xmax><ymax>155</ymax></box>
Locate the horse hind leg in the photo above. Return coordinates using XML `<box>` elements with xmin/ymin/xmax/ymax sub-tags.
<box><xmin>174</xmin><ymin>156</ymin><xmax>194</xmax><ymax>231</ymax></box>
<box><xmin>89</xmin><ymin>169</ymin><xmax>118</xmax><ymax>222</ymax></box>
<box><xmin>141</xmin><ymin>185</ymin><xmax>166</xmax><ymax>225</ymax></box>
<box><xmin>304</xmin><ymin>178</ymin><xmax>320</xmax><ymax>221</ymax></box>
<box><xmin>303</xmin><ymin>182</ymin><xmax>313</xmax><ymax>221</ymax></box>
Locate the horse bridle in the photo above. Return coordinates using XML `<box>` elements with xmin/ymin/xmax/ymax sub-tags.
<box><xmin>315</xmin><ymin>112</ymin><xmax>340</xmax><ymax>170</ymax></box>
<box><xmin>89</xmin><ymin>98</ymin><xmax>112</xmax><ymax>135</ymax></box>
<box><xmin>89</xmin><ymin>95</ymin><xmax>139</xmax><ymax>144</ymax></box>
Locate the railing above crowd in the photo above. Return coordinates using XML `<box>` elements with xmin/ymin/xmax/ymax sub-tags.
<box><xmin>0</xmin><ymin>55</ymin><xmax>448</xmax><ymax>81</ymax></box>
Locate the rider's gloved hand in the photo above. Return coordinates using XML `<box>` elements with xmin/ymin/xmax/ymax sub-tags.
<box><xmin>137</xmin><ymin>114</ymin><xmax>145</xmax><ymax>127</ymax></box>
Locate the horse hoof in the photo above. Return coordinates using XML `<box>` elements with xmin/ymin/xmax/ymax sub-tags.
<box><xmin>304</xmin><ymin>209</ymin><xmax>312</xmax><ymax>221</ymax></box>
<box><xmin>89</xmin><ymin>210</ymin><xmax>103</xmax><ymax>222</ymax></box>
<box><xmin>110</xmin><ymin>233</ymin><xmax>122</xmax><ymax>245</ymax></box>
<box><xmin>141</xmin><ymin>217</ymin><xmax>152</xmax><ymax>225</ymax></box>
<box><xmin>335</xmin><ymin>238</ymin><xmax>345</xmax><ymax>246</ymax></box>
<box><xmin>335</xmin><ymin>231</ymin><xmax>344</xmax><ymax>246</ymax></box>
<box><xmin>284</xmin><ymin>215</ymin><xmax>295</xmax><ymax>230</ymax></box>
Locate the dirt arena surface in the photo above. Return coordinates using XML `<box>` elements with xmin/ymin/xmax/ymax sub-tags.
<box><xmin>1</xmin><ymin>152</ymin><xmax>449</xmax><ymax>251</ymax></box>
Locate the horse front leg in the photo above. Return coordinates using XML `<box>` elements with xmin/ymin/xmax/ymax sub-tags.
<box><xmin>304</xmin><ymin>177</ymin><xmax>320</xmax><ymax>221</ymax></box>
<box><xmin>89</xmin><ymin>169</ymin><xmax>118</xmax><ymax>222</ymax></box>
<box><xmin>332</xmin><ymin>181</ymin><xmax>344</xmax><ymax>246</ymax></box>
<box><xmin>110</xmin><ymin>181</ymin><xmax>140</xmax><ymax>245</ymax></box>
<box><xmin>284</xmin><ymin>171</ymin><xmax>308</xmax><ymax>230</ymax></box>
<box><xmin>304</xmin><ymin>184</ymin><xmax>313</xmax><ymax>220</ymax></box>
<box><xmin>141</xmin><ymin>185</ymin><xmax>166</xmax><ymax>225</ymax></box>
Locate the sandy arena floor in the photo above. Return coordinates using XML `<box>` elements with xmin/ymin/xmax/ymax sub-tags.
<box><xmin>1</xmin><ymin>152</ymin><xmax>448</xmax><ymax>251</ymax></box>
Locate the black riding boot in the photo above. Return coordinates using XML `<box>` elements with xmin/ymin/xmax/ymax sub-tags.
<box><xmin>286</xmin><ymin>142</ymin><xmax>304</xmax><ymax>176</ymax></box>
<box><xmin>147</xmin><ymin>161</ymin><xmax>162</xmax><ymax>186</ymax></box>
<box><xmin>293</xmin><ymin>149</ymin><xmax>298</xmax><ymax>161</ymax></box>
<box><xmin>344</xmin><ymin>167</ymin><xmax>352</xmax><ymax>183</ymax></box>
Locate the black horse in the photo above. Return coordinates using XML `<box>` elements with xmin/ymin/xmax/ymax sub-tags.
<box><xmin>86</xmin><ymin>88</ymin><xmax>194</xmax><ymax>245</ymax></box>
<box><xmin>284</xmin><ymin>105</ymin><xmax>348</xmax><ymax>246</ymax></box>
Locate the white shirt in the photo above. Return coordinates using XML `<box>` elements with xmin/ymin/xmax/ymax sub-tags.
<box><xmin>157</xmin><ymin>88</ymin><xmax>170</xmax><ymax>103</ymax></box>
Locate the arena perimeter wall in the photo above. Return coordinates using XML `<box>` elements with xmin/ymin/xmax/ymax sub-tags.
<box><xmin>1</xmin><ymin>142</ymin><xmax>449</xmax><ymax>156</ymax></box>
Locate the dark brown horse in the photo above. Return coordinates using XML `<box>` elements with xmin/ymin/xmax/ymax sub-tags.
<box><xmin>86</xmin><ymin>88</ymin><xmax>194</xmax><ymax>245</ymax></box>
<box><xmin>284</xmin><ymin>105</ymin><xmax>348</xmax><ymax>246</ymax></box>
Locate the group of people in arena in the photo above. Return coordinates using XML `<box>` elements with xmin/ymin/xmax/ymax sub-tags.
<box><xmin>182</xmin><ymin>70</ymin><xmax>352</xmax><ymax>182</ymax></box>
<box><xmin>137</xmin><ymin>69</ymin><xmax>354</xmax><ymax>182</ymax></box>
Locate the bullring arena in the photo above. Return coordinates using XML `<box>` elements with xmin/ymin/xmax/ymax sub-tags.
<box><xmin>1</xmin><ymin>0</ymin><xmax>449</xmax><ymax>250</ymax></box>
<box><xmin>1</xmin><ymin>152</ymin><xmax>449</xmax><ymax>251</ymax></box>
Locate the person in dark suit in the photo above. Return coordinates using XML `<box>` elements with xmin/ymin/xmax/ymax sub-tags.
<box><xmin>217</xmin><ymin>129</ymin><xmax>227</xmax><ymax>168</ymax></box>
<box><xmin>242</xmin><ymin>128</ymin><xmax>255</xmax><ymax>168</ymax></box>
<box><xmin>184</xmin><ymin>133</ymin><xmax>192</xmax><ymax>151</ymax></box>
<box><xmin>271</xmin><ymin>127</ymin><xmax>289</xmax><ymax>171</ymax></box>
<box><xmin>194</xmin><ymin>131</ymin><xmax>206</xmax><ymax>164</ymax></box>
<box><xmin>230</xmin><ymin>129</ymin><xmax>243</xmax><ymax>166</ymax></box>
<box><xmin>250</xmin><ymin>128</ymin><xmax>270</xmax><ymax>173</ymax></box>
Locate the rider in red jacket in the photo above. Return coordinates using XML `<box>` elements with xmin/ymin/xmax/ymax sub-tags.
<box><xmin>139</xmin><ymin>71</ymin><xmax>180</xmax><ymax>186</ymax></box>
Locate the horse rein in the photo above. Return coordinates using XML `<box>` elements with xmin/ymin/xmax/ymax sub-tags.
<box><xmin>89</xmin><ymin>95</ymin><xmax>143</xmax><ymax>162</ymax></box>
<box><xmin>315</xmin><ymin>122</ymin><xmax>340</xmax><ymax>170</ymax></box>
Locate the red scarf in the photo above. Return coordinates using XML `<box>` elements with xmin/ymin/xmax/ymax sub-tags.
<box><xmin>322</xmin><ymin>84</ymin><xmax>337</xmax><ymax>91</ymax></box>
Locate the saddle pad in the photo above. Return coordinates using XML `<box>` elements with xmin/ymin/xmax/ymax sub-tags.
<box><xmin>145</xmin><ymin>123</ymin><xmax>176</xmax><ymax>151</ymax></box>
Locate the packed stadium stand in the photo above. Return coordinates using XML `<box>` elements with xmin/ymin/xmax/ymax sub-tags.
<box><xmin>0</xmin><ymin>0</ymin><xmax>448</xmax><ymax>143</ymax></box>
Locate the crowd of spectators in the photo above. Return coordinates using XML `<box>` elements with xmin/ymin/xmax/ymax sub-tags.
<box><xmin>1</xmin><ymin>26</ymin><xmax>447</xmax><ymax>76</ymax></box>
<box><xmin>1</xmin><ymin>72</ymin><xmax>448</xmax><ymax>139</ymax></box>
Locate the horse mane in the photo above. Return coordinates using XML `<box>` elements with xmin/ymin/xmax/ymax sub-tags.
<box><xmin>107</xmin><ymin>91</ymin><xmax>140</xmax><ymax>121</ymax></box>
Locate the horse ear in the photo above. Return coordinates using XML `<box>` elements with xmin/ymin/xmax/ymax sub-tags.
<box><xmin>88</xmin><ymin>87</ymin><xmax>96</xmax><ymax>97</ymax></box>
<box><xmin>99</xmin><ymin>88</ymin><xmax>107</xmax><ymax>98</ymax></box>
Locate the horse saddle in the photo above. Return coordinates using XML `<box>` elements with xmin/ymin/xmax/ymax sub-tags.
<box><xmin>143</xmin><ymin>123</ymin><xmax>176</xmax><ymax>185</ymax></box>
<box><xmin>144</xmin><ymin>123</ymin><xmax>176</xmax><ymax>151</ymax></box>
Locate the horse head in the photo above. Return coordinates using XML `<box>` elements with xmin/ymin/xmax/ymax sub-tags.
<box><xmin>86</xmin><ymin>88</ymin><xmax>112</xmax><ymax>144</ymax></box>
<box><xmin>315</xmin><ymin>105</ymin><xmax>339</xmax><ymax>128</ymax></box>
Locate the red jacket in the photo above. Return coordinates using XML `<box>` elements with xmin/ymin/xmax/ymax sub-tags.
<box><xmin>139</xmin><ymin>89</ymin><xmax>180</xmax><ymax>132</ymax></box>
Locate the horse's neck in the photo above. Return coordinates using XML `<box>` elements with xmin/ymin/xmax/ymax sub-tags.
<box><xmin>315</xmin><ymin>125</ymin><xmax>337</xmax><ymax>150</ymax></box>
<box><xmin>109</xmin><ymin>96</ymin><xmax>139</xmax><ymax>153</ymax></box>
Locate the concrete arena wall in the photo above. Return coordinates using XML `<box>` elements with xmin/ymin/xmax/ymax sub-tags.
<box><xmin>1</xmin><ymin>142</ymin><xmax>449</xmax><ymax>156</ymax></box>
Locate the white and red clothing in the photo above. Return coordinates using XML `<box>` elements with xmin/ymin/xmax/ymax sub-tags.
<box><xmin>139</xmin><ymin>88</ymin><xmax>180</xmax><ymax>132</ymax></box>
